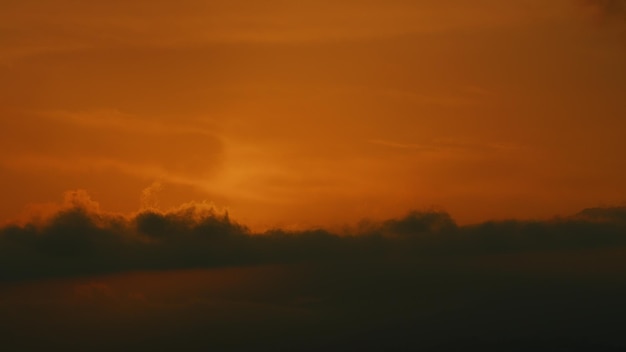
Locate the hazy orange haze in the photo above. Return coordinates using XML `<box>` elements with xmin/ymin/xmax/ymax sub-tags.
<box><xmin>1</xmin><ymin>0</ymin><xmax>626</xmax><ymax>229</ymax></box>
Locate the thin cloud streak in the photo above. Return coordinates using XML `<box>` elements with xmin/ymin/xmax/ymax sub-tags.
<box><xmin>368</xmin><ymin>138</ymin><xmax>524</xmax><ymax>154</ymax></box>
<box><xmin>34</xmin><ymin>109</ymin><xmax>219</xmax><ymax>137</ymax></box>
<box><xmin>0</xmin><ymin>0</ymin><xmax>568</xmax><ymax>63</ymax></box>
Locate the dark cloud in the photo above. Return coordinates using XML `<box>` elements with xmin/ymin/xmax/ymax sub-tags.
<box><xmin>582</xmin><ymin>0</ymin><xmax>626</xmax><ymax>22</ymax></box>
<box><xmin>3</xmin><ymin>201</ymin><xmax>626</xmax><ymax>351</ymax></box>
<box><xmin>2</xmin><ymin>202</ymin><xmax>626</xmax><ymax>282</ymax></box>
<box><xmin>586</xmin><ymin>0</ymin><xmax>626</xmax><ymax>14</ymax></box>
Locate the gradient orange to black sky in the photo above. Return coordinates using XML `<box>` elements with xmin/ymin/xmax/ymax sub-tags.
<box><xmin>2</xmin><ymin>0</ymin><xmax>626</xmax><ymax>230</ymax></box>
<box><xmin>2</xmin><ymin>1</ymin><xmax>626</xmax><ymax>351</ymax></box>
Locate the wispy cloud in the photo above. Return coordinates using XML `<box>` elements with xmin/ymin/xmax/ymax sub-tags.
<box><xmin>368</xmin><ymin>138</ymin><xmax>522</xmax><ymax>154</ymax></box>
<box><xmin>0</xmin><ymin>0</ymin><xmax>568</xmax><ymax>63</ymax></box>
<box><xmin>0</xmin><ymin>109</ymin><xmax>224</xmax><ymax>179</ymax></box>
<box><xmin>34</xmin><ymin>109</ymin><xmax>218</xmax><ymax>137</ymax></box>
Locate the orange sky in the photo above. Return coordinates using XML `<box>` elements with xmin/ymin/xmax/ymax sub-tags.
<box><xmin>1</xmin><ymin>0</ymin><xmax>626</xmax><ymax>230</ymax></box>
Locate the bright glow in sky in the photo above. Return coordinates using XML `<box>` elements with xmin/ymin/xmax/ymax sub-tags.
<box><xmin>1</xmin><ymin>0</ymin><xmax>626</xmax><ymax>230</ymax></box>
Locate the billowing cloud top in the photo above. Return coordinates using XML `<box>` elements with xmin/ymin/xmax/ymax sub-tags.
<box><xmin>2</xmin><ymin>192</ymin><xmax>625</xmax><ymax>282</ymax></box>
<box><xmin>3</xmin><ymin>195</ymin><xmax>626</xmax><ymax>351</ymax></box>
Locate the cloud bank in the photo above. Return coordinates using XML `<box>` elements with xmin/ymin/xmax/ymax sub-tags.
<box><xmin>3</xmin><ymin>192</ymin><xmax>626</xmax><ymax>351</ymax></box>
<box><xmin>2</xmin><ymin>191</ymin><xmax>626</xmax><ymax>282</ymax></box>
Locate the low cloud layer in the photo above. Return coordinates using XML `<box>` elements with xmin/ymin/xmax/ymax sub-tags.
<box><xmin>3</xmin><ymin>193</ymin><xmax>626</xmax><ymax>350</ymax></box>
<box><xmin>2</xmin><ymin>192</ymin><xmax>626</xmax><ymax>282</ymax></box>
